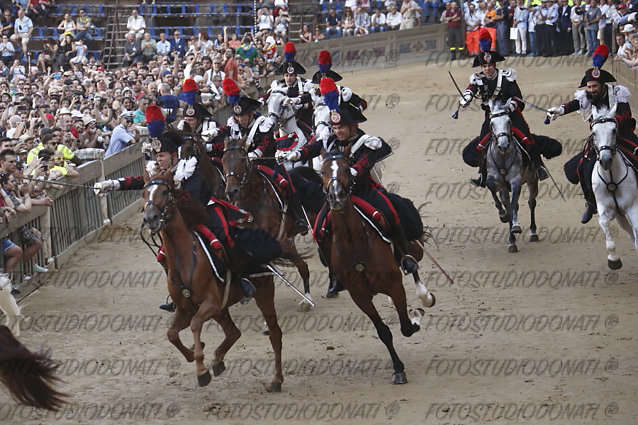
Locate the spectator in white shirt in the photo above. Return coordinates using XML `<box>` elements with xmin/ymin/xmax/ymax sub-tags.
<box><xmin>386</xmin><ymin>4</ymin><xmax>403</xmax><ymax>30</ymax></box>
<box><xmin>127</xmin><ymin>9</ymin><xmax>146</xmax><ymax>41</ymax></box>
<box><xmin>370</xmin><ymin>9</ymin><xmax>387</xmax><ymax>32</ymax></box>
<box><xmin>513</xmin><ymin>0</ymin><xmax>529</xmax><ymax>55</ymax></box>
<box><xmin>156</xmin><ymin>32</ymin><xmax>171</xmax><ymax>56</ymax></box>
<box><xmin>613</xmin><ymin>32</ymin><xmax>631</xmax><ymax>58</ymax></box>
<box><xmin>10</xmin><ymin>9</ymin><xmax>33</xmax><ymax>57</ymax></box>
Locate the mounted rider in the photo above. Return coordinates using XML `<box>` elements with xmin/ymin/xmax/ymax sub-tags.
<box><xmin>460</xmin><ymin>28</ymin><xmax>549</xmax><ymax>187</ymax></box>
<box><xmin>205</xmin><ymin>78</ymin><xmax>310</xmax><ymax>234</ymax></box>
<box><xmin>260</xmin><ymin>42</ymin><xmax>314</xmax><ymax>135</ymax></box>
<box><xmin>94</xmin><ymin>106</ymin><xmax>282</xmax><ymax>309</ymax></box>
<box><xmin>176</xmin><ymin>78</ymin><xmax>218</xmax><ymax>139</ymax></box>
<box><xmin>278</xmin><ymin>78</ymin><xmax>422</xmax><ymax>280</ymax></box>
<box><xmin>548</xmin><ymin>45</ymin><xmax>638</xmax><ymax>224</ymax></box>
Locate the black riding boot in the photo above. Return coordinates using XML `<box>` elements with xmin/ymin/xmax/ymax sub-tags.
<box><xmin>229</xmin><ymin>246</ymin><xmax>257</xmax><ymax>304</ymax></box>
<box><xmin>392</xmin><ymin>225</ymin><xmax>419</xmax><ymax>274</ymax></box>
<box><xmin>581</xmin><ymin>190</ymin><xmax>598</xmax><ymax>224</ymax></box>
<box><xmin>289</xmin><ymin>193</ymin><xmax>309</xmax><ymax>235</ymax></box>
<box><xmin>470</xmin><ymin>160</ymin><xmax>487</xmax><ymax>188</ymax></box>
<box><xmin>533</xmin><ymin>153</ymin><xmax>549</xmax><ymax>180</ymax></box>
<box><xmin>318</xmin><ymin>243</ymin><xmax>344</xmax><ymax>297</ymax></box>
<box><xmin>157</xmin><ymin>257</ymin><xmax>176</xmax><ymax>312</ymax></box>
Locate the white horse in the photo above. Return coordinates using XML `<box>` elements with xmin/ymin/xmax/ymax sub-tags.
<box><xmin>590</xmin><ymin>106</ymin><xmax>638</xmax><ymax>269</ymax></box>
<box><xmin>485</xmin><ymin>99</ymin><xmax>540</xmax><ymax>253</ymax></box>
<box><xmin>0</xmin><ymin>274</ymin><xmax>21</xmax><ymax>336</ymax></box>
<box><xmin>267</xmin><ymin>89</ymin><xmax>310</xmax><ymax>171</ymax></box>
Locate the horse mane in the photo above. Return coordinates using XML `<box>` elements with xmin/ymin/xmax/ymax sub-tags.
<box><xmin>0</xmin><ymin>326</ymin><xmax>67</xmax><ymax>411</ymax></box>
<box><xmin>173</xmin><ymin>189</ymin><xmax>210</xmax><ymax>230</ymax></box>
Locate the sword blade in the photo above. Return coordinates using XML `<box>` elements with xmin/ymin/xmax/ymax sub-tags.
<box><xmin>266</xmin><ymin>263</ymin><xmax>316</xmax><ymax>307</ymax></box>
<box><xmin>512</xmin><ymin>96</ymin><xmax>551</xmax><ymax>114</ymax></box>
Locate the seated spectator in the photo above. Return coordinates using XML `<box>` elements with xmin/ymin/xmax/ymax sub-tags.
<box><xmin>75</xmin><ymin>8</ymin><xmax>93</xmax><ymax>42</ymax></box>
<box><xmin>27</xmin><ymin>0</ymin><xmax>50</xmax><ymax>26</ymax></box>
<box><xmin>313</xmin><ymin>24</ymin><xmax>326</xmax><ymax>41</ymax></box>
<box><xmin>55</xmin><ymin>34</ymin><xmax>74</xmax><ymax>71</ymax></box>
<box><xmin>36</xmin><ymin>37</ymin><xmax>57</xmax><ymax>72</ymax></box>
<box><xmin>342</xmin><ymin>7</ymin><xmax>356</xmax><ymax>37</ymax></box>
<box><xmin>386</xmin><ymin>4</ymin><xmax>403</xmax><ymax>30</ymax></box>
<box><xmin>57</xmin><ymin>12</ymin><xmax>76</xmax><ymax>42</ymax></box>
<box><xmin>123</xmin><ymin>33</ymin><xmax>141</xmax><ymax>67</ymax></box>
<box><xmin>127</xmin><ymin>9</ymin><xmax>146</xmax><ymax>41</ymax></box>
<box><xmin>370</xmin><ymin>9</ymin><xmax>387</xmax><ymax>33</ymax></box>
<box><xmin>133</xmin><ymin>96</ymin><xmax>149</xmax><ymax>124</ymax></box>
<box><xmin>156</xmin><ymin>32</ymin><xmax>170</xmax><ymax>56</ymax></box>
<box><xmin>236</xmin><ymin>35</ymin><xmax>259</xmax><ymax>66</ymax></box>
<box><xmin>274</xmin><ymin>10</ymin><xmax>289</xmax><ymax>39</ymax></box>
<box><xmin>614</xmin><ymin>33</ymin><xmax>631</xmax><ymax>58</ymax></box>
<box><xmin>257</xmin><ymin>7</ymin><xmax>274</xmax><ymax>32</ymax></box>
<box><xmin>213</xmin><ymin>33</ymin><xmax>224</xmax><ymax>50</ymax></box>
<box><xmin>325</xmin><ymin>8</ymin><xmax>342</xmax><ymax>39</ymax></box>
<box><xmin>225</xmin><ymin>28</ymin><xmax>241</xmax><ymax>50</ymax></box>
<box><xmin>140</xmin><ymin>32</ymin><xmax>156</xmax><ymax>63</ymax></box>
<box><xmin>104</xmin><ymin>111</ymin><xmax>139</xmax><ymax>157</ymax></box>
<box><xmin>354</xmin><ymin>6</ymin><xmax>371</xmax><ymax>35</ymax></box>
<box><xmin>69</xmin><ymin>40</ymin><xmax>88</xmax><ymax>66</ymax></box>
<box><xmin>299</xmin><ymin>24</ymin><xmax>313</xmax><ymax>42</ymax></box>
<box><xmin>0</xmin><ymin>10</ymin><xmax>13</xmax><ymax>38</ymax></box>
<box><xmin>11</xmin><ymin>8</ymin><xmax>34</xmax><ymax>57</ymax></box>
<box><xmin>618</xmin><ymin>34</ymin><xmax>638</xmax><ymax>68</ymax></box>
<box><xmin>0</xmin><ymin>34</ymin><xmax>15</xmax><ymax>66</ymax></box>
<box><xmin>198</xmin><ymin>31</ymin><xmax>213</xmax><ymax>56</ymax></box>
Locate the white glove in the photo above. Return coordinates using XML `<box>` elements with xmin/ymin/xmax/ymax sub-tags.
<box><xmin>350</xmin><ymin>167</ymin><xmax>358</xmax><ymax>177</ymax></box>
<box><xmin>277</xmin><ymin>150</ymin><xmax>301</xmax><ymax>162</ymax></box>
<box><xmin>93</xmin><ymin>179</ymin><xmax>120</xmax><ymax>197</ymax></box>
<box><xmin>247</xmin><ymin>150</ymin><xmax>261</xmax><ymax>159</ymax></box>
<box><xmin>283</xmin><ymin>97</ymin><xmax>301</xmax><ymax>106</ymax></box>
<box><xmin>505</xmin><ymin>99</ymin><xmax>518</xmax><ymax>113</ymax></box>
<box><xmin>629</xmin><ymin>12</ymin><xmax>636</xmax><ymax>22</ymax></box>
<box><xmin>459</xmin><ymin>95</ymin><xmax>471</xmax><ymax>109</ymax></box>
<box><xmin>546</xmin><ymin>106</ymin><xmax>564</xmax><ymax>121</ymax></box>
<box><xmin>202</xmin><ymin>128</ymin><xmax>218</xmax><ymax>138</ymax></box>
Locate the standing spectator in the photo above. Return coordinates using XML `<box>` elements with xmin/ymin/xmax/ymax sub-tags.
<box><xmin>11</xmin><ymin>8</ymin><xmax>33</xmax><ymax>57</ymax></box>
<box><xmin>127</xmin><ymin>9</ymin><xmax>145</xmax><ymax>41</ymax></box>
<box><xmin>222</xmin><ymin>47</ymin><xmax>241</xmax><ymax>83</ymax></box>
<box><xmin>133</xmin><ymin>96</ymin><xmax>149</xmax><ymax>124</ymax></box>
<box><xmin>513</xmin><ymin>0</ymin><xmax>529</xmax><ymax>56</ymax></box>
<box><xmin>571</xmin><ymin>0</ymin><xmax>586</xmax><ymax>54</ymax></box>
<box><xmin>169</xmin><ymin>29</ymin><xmax>187</xmax><ymax>58</ymax></box>
<box><xmin>75</xmin><ymin>8</ymin><xmax>93</xmax><ymax>42</ymax></box>
<box><xmin>370</xmin><ymin>9</ymin><xmax>387</xmax><ymax>33</ymax></box>
<box><xmin>140</xmin><ymin>32</ymin><xmax>156</xmax><ymax>63</ymax></box>
<box><xmin>156</xmin><ymin>32</ymin><xmax>170</xmax><ymax>56</ymax></box>
<box><xmin>123</xmin><ymin>33</ymin><xmax>141</xmax><ymax>67</ymax></box>
<box><xmin>482</xmin><ymin>1</ymin><xmax>498</xmax><ymax>50</ymax></box>
<box><xmin>527</xmin><ymin>1</ymin><xmax>538</xmax><ymax>56</ymax></box>
<box><xmin>386</xmin><ymin>4</ymin><xmax>403</xmax><ymax>30</ymax></box>
<box><xmin>197</xmin><ymin>31</ymin><xmax>213</xmax><ymax>56</ymax></box>
<box><xmin>56</xmin><ymin>12</ymin><xmax>75</xmax><ymax>42</ymax></box>
<box><xmin>299</xmin><ymin>23</ymin><xmax>313</xmax><ymax>42</ymax></box>
<box><xmin>613</xmin><ymin>32</ymin><xmax>630</xmax><ymax>58</ymax></box>
<box><xmin>465</xmin><ymin>2</ymin><xmax>480</xmax><ymax>55</ymax></box>
<box><xmin>400</xmin><ymin>0</ymin><xmax>422</xmax><ymax>29</ymax></box>
<box><xmin>104</xmin><ymin>111</ymin><xmax>139</xmax><ymax>157</ymax></box>
<box><xmin>424</xmin><ymin>0</ymin><xmax>442</xmax><ymax>23</ymax></box>
<box><xmin>354</xmin><ymin>6</ymin><xmax>371</xmax><ymax>35</ymax></box>
<box><xmin>584</xmin><ymin>0</ymin><xmax>601</xmax><ymax>56</ymax></box>
<box><xmin>443</xmin><ymin>1</ymin><xmax>463</xmax><ymax>59</ymax></box>
<box><xmin>555</xmin><ymin>0</ymin><xmax>572</xmax><ymax>55</ymax></box>
<box><xmin>325</xmin><ymin>8</ymin><xmax>342</xmax><ymax>39</ymax></box>
<box><xmin>0</xmin><ymin>34</ymin><xmax>15</xmax><ymax>66</ymax></box>
<box><xmin>494</xmin><ymin>0</ymin><xmax>510</xmax><ymax>56</ymax></box>
<box><xmin>0</xmin><ymin>10</ymin><xmax>13</xmax><ymax>38</ymax></box>
<box><xmin>342</xmin><ymin>7</ymin><xmax>356</xmax><ymax>36</ymax></box>
<box><xmin>27</xmin><ymin>0</ymin><xmax>50</xmax><ymax>26</ymax></box>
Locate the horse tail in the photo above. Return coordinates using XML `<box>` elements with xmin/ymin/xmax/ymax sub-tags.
<box><xmin>0</xmin><ymin>325</ymin><xmax>68</xmax><ymax>411</ymax></box>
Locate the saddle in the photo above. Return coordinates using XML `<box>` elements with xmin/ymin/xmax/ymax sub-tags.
<box><xmin>617</xmin><ymin>136</ymin><xmax>638</xmax><ymax>173</ymax></box>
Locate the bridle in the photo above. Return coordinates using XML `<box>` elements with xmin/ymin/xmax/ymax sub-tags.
<box><xmin>143</xmin><ymin>178</ymin><xmax>175</xmax><ymax>231</ymax></box>
<box><xmin>590</xmin><ymin>117</ymin><xmax>619</xmax><ymax>160</ymax></box>
<box><xmin>489</xmin><ymin>109</ymin><xmax>512</xmax><ymax>145</ymax></box>
<box><xmin>268</xmin><ymin>89</ymin><xmax>296</xmax><ymax>128</ymax></box>
<box><xmin>590</xmin><ymin>116</ymin><xmax>628</xmax><ymax>209</ymax></box>
<box><xmin>323</xmin><ymin>153</ymin><xmax>352</xmax><ymax>210</ymax></box>
<box><xmin>223</xmin><ymin>144</ymin><xmax>250</xmax><ymax>187</ymax></box>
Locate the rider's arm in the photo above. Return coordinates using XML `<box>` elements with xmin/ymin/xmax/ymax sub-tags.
<box><xmin>117</xmin><ymin>175</ymin><xmax>146</xmax><ymax>190</ymax></box>
<box><xmin>615</xmin><ymin>102</ymin><xmax>634</xmax><ymax>129</ymax></box>
<box><xmin>207</xmin><ymin>126</ymin><xmax>230</xmax><ymax>157</ymax></box>
<box><xmin>560</xmin><ymin>99</ymin><xmax>582</xmax><ymax>115</ymax></box>
<box><xmin>299</xmin><ymin>135</ymin><xmax>323</xmax><ymax>161</ymax></box>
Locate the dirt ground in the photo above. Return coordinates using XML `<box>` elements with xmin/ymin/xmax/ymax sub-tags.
<box><xmin>2</xmin><ymin>58</ymin><xmax>637</xmax><ymax>425</ymax></box>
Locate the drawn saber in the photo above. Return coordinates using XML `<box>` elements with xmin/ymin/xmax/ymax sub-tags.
<box><xmin>448</xmin><ymin>71</ymin><xmax>465</xmax><ymax>120</ymax></box>
<box><xmin>19</xmin><ymin>175</ymin><xmax>95</xmax><ymax>189</ymax></box>
<box><xmin>512</xmin><ymin>96</ymin><xmax>552</xmax><ymax>125</ymax></box>
<box><xmin>266</xmin><ymin>263</ymin><xmax>316</xmax><ymax>307</ymax></box>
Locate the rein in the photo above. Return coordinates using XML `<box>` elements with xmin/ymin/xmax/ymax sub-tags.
<box><xmin>223</xmin><ymin>145</ymin><xmax>251</xmax><ymax>187</ymax></box>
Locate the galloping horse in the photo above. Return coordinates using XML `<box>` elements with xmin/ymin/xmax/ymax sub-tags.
<box><xmin>0</xmin><ymin>325</ymin><xmax>67</xmax><ymax>411</ymax></box>
<box><xmin>267</xmin><ymin>89</ymin><xmax>311</xmax><ymax>169</ymax></box>
<box><xmin>142</xmin><ymin>170</ymin><xmax>285</xmax><ymax>391</ymax></box>
<box><xmin>222</xmin><ymin>136</ymin><xmax>314</xmax><ymax>311</ymax></box>
<box><xmin>320</xmin><ymin>152</ymin><xmax>434</xmax><ymax>384</ymax></box>
<box><xmin>590</xmin><ymin>106</ymin><xmax>638</xmax><ymax>269</ymax></box>
<box><xmin>485</xmin><ymin>99</ymin><xmax>540</xmax><ymax>253</ymax></box>
<box><xmin>178</xmin><ymin>134</ymin><xmax>226</xmax><ymax>200</ymax></box>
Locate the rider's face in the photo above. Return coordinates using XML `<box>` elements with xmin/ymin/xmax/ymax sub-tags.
<box><xmin>284</xmin><ymin>73</ymin><xmax>297</xmax><ymax>86</ymax></box>
<box><xmin>156</xmin><ymin>151</ymin><xmax>175</xmax><ymax>170</ymax></box>
<box><xmin>586</xmin><ymin>81</ymin><xmax>604</xmax><ymax>101</ymax></box>
<box><xmin>184</xmin><ymin>116</ymin><xmax>199</xmax><ymax>131</ymax></box>
<box><xmin>481</xmin><ymin>63</ymin><xmax>496</xmax><ymax>77</ymax></box>
<box><xmin>332</xmin><ymin>124</ymin><xmax>354</xmax><ymax>141</ymax></box>
<box><xmin>235</xmin><ymin>112</ymin><xmax>253</xmax><ymax>128</ymax></box>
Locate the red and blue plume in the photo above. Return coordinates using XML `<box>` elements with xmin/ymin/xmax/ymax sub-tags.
<box><xmin>320</xmin><ymin>78</ymin><xmax>339</xmax><ymax>111</ymax></box>
<box><xmin>178</xmin><ymin>78</ymin><xmax>198</xmax><ymax>105</ymax></box>
<box><xmin>592</xmin><ymin>44</ymin><xmax>609</xmax><ymax>68</ymax></box>
<box><xmin>284</xmin><ymin>42</ymin><xmax>296</xmax><ymax>64</ymax></box>
<box><xmin>318</xmin><ymin>50</ymin><xmax>332</xmax><ymax>74</ymax></box>
<box><xmin>222</xmin><ymin>78</ymin><xmax>240</xmax><ymax>105</ymax></box>
<box><xmin>479</xmin><ymin>28</ymin><xmax>492</xmax><ymax>53</ymax></box>
<box><xmin>145</xmin><ymin>105</ymin><xmax>165</xmax><ymax>139</ymax></box>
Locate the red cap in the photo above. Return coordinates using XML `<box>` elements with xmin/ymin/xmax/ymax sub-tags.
<box><xmin>182</xmin><ymin>78</ymin><xmax>198</xmax><ymax>92</ymax></box>
<box><xmin>318</xmin><ymin>50</ymin><xmax>332</xmax><ymax>67</ymax></box>
<box><xmin>222</xmin><ymin>78</ymin><xmax>240</xmax><ymax>96</ymax></box>
<box><xmin>319</xmin><ymin>77</ymin><xmax>337</xmax><ymax>95</ymax></box>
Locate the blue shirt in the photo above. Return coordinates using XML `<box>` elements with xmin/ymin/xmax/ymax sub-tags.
<box><xmin>105</xmin><ymin>124</ymin><xmax>135</xmax><ymax>157</ymax></box>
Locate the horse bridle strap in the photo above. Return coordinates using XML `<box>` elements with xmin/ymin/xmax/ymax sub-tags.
<box><xmin>143</xmin><ymin>179</ymin><xmax>174</xmax><ymax>224</ymax></box>
<box><xmin>223</xmin><ymin>145</ymin><xmax>251</xmax><ymax>186</ymax></box>
<box><xmin>590</xmin><ymin>117</ymin><xmax>617</xmax><ymax>129</ymax></box>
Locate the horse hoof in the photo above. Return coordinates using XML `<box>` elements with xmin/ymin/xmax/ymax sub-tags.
<box><xmin>297</xmin><ymin>300</ymin><xmax>312</xmax><ymax>312</ymax></box>
<box><xmin>212</xmin><ymin>361</ymin><xmax>226</xmax><ymax>377</ymax></box>
<box><xmin>267</xmin><ymin>381</ymin><xmax>282</xmax><ymax>392</ymax></box>
<box><xmin>262</xmin><ymin>322</ymin><xmax>270</xmax><ymax>335</ymax></box>
<box><xmin>197</xmin><ymin>370</ymin><xmax>212</xmax><ymax>387</ymax></box>
<box><xmin>529</xmin><ymin>234</ymin><xmax>539</xmax><ymax>242</ymax></box>
<box><xmin>508</xmin><ymin>245</ymin><xmax>518</xmax><ymax>253</ymax></box>
<box><xmin>511</xmin><ymin>225</ymin><xmax>522</xmax><ymax>234</ymax></box>
<box><xmin>499</xmin><ymin>214</ymin><xmax>510</xmax><ymax>223</ymax></box>
<box><xmin>392</xmin><ymin>372</ymin><xmax>408</xmax><ymax>385</ymax></box>
<box><xmin>424</xmin><ymin>292</ymin><xmax>436</xmax><ymax>308</ymax></box>
<box><xmin>608</xmin><ymin>259</ymin><xmax>623</xmax><ymax>270</ymax></box>
<box><xmin>326</xmin><ymin>288</ymin><xmax>339</xmax><ymax>298</ymax></box>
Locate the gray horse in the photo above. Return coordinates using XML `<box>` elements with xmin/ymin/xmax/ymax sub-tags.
<box><xmin>485</xmin><ymin>99</ymin><xmax>540</xmax><ymax>253</ymax></box>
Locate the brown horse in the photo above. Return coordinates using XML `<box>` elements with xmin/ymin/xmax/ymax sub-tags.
<box><xmin>178</xmin><ymin>134</ymin><xmax>226</xmax><ymax>200</ymax></box>
<box><xmin>141</xmin><ymin>170</ymin><xmax>284</xmax><ymax>391</ymax></box>
<box><xmin>222</xmin><ymin>136</ymin><xmax>315</xmax><ymax>311</ymax></box>
<box><xmin>0</xmin><ymin>325</ymin><xmax>67</xmax><ymax>411</ymax></box>
<box><xmin>320</xmin><ymin>152</ymin><xmax>434</xmax><ymax>384</ymax></box>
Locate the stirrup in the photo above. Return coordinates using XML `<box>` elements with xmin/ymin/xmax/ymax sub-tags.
<box><xmin>294</xmin><ymin>218</ymin><xmax>309</xmax><ymax>235</ymax></box>
<box><xmin>537</xmin><ymin>166</ymin><xmax>549</xmax><ymax>181</ymax></box>
<box><xmin>400</xmin><ymin>255</ymin><xmax>418</xmax><ymax>275</ymax></box>
<box><xmin>239</xmin><ymin>278</ymin><xmax>255</xmax><ymax>305</ymax></box>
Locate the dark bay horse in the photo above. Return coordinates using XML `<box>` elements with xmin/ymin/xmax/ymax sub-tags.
<box><xmin>142</xmin><ymin>170</ymin><xmax>284</xmax><ymax>391</ymax></box>
<box><xmin>0</xmin><ymin>325</ymin><xmax>67</xmax><ymax>411</ymax></box>
<box><xmin>320</xmin><ymin>152</ymin><xmax>431</xmax><ymax>384</ymax></box>
<box><xmin>222</xmin><ymin>136</ymin><xmax>315</xmax><ymax>311</ymax></box>
<box><xmin>178</xmin><ymin>134</ymin><xmax>226</xmax><ymax>200</ymax></box>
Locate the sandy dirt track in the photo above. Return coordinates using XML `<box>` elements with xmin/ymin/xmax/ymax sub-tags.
<box><xmin>1</xmin><ymin>58</ymin><xmax>637</xmax><ymax>425</ymax></box>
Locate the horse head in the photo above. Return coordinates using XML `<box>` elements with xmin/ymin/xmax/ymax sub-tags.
<box><xmin>222</xmin><ymin>135</ymin><xmax>250</xmax><ymax>203</ymax></box>
<box><xmin>313</xmin><ymin>102</ymin><xmax>332</xmax><ymax>144</ymax></box>
<box><xmin>267</xmin><ymin>89</ymin><xmax>291</xmax><ymax>132</ymax></box>
<box><xmin>321</xmin><ymin>152</ymin><xmax>352</xmax><ymax>211</ymax></box>
<box><xmin>179</xmin><ymin>133</ymin><xmax>202</xmax><ymax>160</ymax></box>
<box><xmin>142</xmin><ymin>169</ymin><xmax>176</xmax><ymax>233</ymax></box>
<box><xmin>591</xmin><ymin>105</ymin><xmax>618</xmax><ymax>171</ymax></box>
<box><xmin>489</xmin><ymin>99</ymin><xmax>513</xmax><ymax>154</ymax></box>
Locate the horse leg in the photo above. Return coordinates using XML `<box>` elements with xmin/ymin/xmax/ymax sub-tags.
<box><xmin>500</xmin><ymin>188</ymin><xmax>518</xmax><ymax>253</ymax></box>
<box><xmin>615</xmin><ymin>213</ymin><xmax>636</xmax><ymax>244</ymax></box>
<box><xmin>509</xmin><ymin>181</ymin><xmax>523</xmax><ymax>234</ymax></box>
<box><xmin>210</xmin><ymin>308</ymin><xmax>241</xmax><ymax>377</ymax></box>
<box><xmin>167</xmin><ymin>306</ymin><xmax>195</xmax><ymax>362</ymax></box>
<box><xmin>252</xmin><ymin>278</ymin><xmax>284</xmax><ymax>392</ymax></box>
<box><xmin>349</xmin><ymin>289</ymin><xmax>409</xmax><ymax>384</ymax></box>
<box><xmin>412</xmin><ymin>271</ymin><xmax>435</xmax><ymax>308</ymax></box>
<box><xmin>487</xmin><ymin>181</ymin><xmax>508</xmax><ymax>222</ymax></box>
<box><xmin>189</xmin><ymin>297</ymin><xmax>218</xmax><ymax>387</ymax></box>
<box><xmin>528</xmin><ymin>179</ymin><xmax>539</xmax><ymax>242</ymax></box>
<box><xmin>598</xmin><ymin>211</ymin><xmax>622</xmax><ymax>270</ymax></box>
<box><xmin>282</xmin><ymin>238</ymin><xmax>312</xmax><ymax>312</ymax></box>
